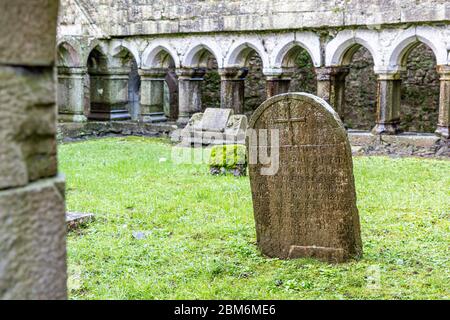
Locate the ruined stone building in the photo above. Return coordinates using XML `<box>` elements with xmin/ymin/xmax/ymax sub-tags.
<box><xmin>1</xmin><ymin>0</ymin><xmax>450</xmax><ymax>300</ymax></box>
<box><xmin>57</xmin><ymin>0</ymin><xmax>450</xmax><ymax>138</ymax></box>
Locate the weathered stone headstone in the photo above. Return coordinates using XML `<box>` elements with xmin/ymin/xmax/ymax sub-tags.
<box><xmin>175</xmin><ymin>108</ymin><xmax>247</xmax><ymax>145</ymax></box>
<box><xmin>247</xmin><ymin>93</ymin><xmax>362</xmax><ymax>263</ymax></box>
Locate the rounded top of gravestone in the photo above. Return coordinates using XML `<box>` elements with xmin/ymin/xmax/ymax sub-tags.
<box><xmin>249</xmin><ymin>92</ymin><xmax>345</xmax><ymax>130</ymax></box>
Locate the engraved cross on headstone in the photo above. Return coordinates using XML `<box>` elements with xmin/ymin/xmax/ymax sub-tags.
<box><xmin>274</xmin><ymin>100</ymin><xmax>306</xmax><ymax>146</ymax></box>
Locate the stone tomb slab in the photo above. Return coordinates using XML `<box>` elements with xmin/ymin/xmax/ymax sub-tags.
<box><xmin>176</xmin><ymin>108</ymin><xmax>247</xmax><ymax>146</ymax></box>
<box><xmin>194</xmin><ymin>108</ymin><xmax>232</xmax><ymax>133</ymax></box>
<box><xmin>247</xmin><ymin>93</ymin><xmax>362</xmax><ymax>263</ymax></box>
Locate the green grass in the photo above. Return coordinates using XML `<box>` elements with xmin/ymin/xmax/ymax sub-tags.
<box><xmin>59</xmin><ymin>136</ymin><xmax>450</xmax><ymax>300</ymax></box>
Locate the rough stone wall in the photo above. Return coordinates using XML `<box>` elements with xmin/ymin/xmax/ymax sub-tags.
<box><xmin>401</xmin><ymin>44</ymin><xmax>440</xmax><ymax>133</ymax></box>
<box><xmin>289</xmin><ymin>51</ymin><xmax>317</xmax><ymax>95</ymax></box>
<box><xmin>0</xmin><ymin>0</ymin><xmax>67</xmax><ymax>300</ymax></box>
<box><xmin>344</xmin><ymin>47</ymin><xmax>378</xmax><ymax>130</ymax></box>
<box><xmin>59</xmin><ymin>0</ymin><xmax>450</xmax><ymax>37</ymax></box>
<box><xmin>244</xmin><ymin>53</ymin><xmax>266</xmax><ymax>115</ymax></box>
<box><xmin>201</xmin><ymin>57</ymin><xmax>221</xmax><ymax>110</ymax></box>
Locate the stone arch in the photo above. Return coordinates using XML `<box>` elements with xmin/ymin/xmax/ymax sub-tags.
<box><xmin>274</xmin><ymin>41</ymin><xmax>318</xmax><ymax>95</ymax></box>
<box><xmin>225</xmin><ymin>40</ymin><xmax>269</xmax><ymax>69</ymax></box>
<box><xmin>110</xmin><ymin>42</ymin><xmax>140</xmax><ymax>68</ymax></box>
<box><xmin>87</xmin><ymin>45</ymin><xmax>109</xmax><ymax>71</ymax></box>
<box><xmin>224</xmin><ymin>41</ymin><xmax>268</xmax><ymax>113</ymax></box>
<box><xmin>326</xmin><ymin>31</ymin><xmax>381</xmax><ymax>68</ymax></box>
<box><xmin>83</xmin><ymin>40</ymin><xmax>109</xmax><ymax>67</ymax></box>
<box><xmin>344</xmin><ymin>46</ymin><xmax>378</xmax><ymax>130</ymax></box>
<box><xmin>326</xmin><ymin>31</ymin><xmax>379</xmax><ymax>129</ymax></box>
<box><xmin>86</xmin><ymin>45</ymin><xmax>109</xmax><ymax>118</ymax></box>
<box><xmin>388</xmin><ymin>28</ymin><xmax>448</xmax><ymax>69</ymax></box>
<box><xmin>183</xmin><ymin>43</ymin><xmax>222</xmax><ymax>68</ymax></box>
<box><xmin>272</xmin><ymin>38</ymin><xmax>321</xmax><ymax>69</ymax></box>
<box><xmin>143</xmin><ymin>43</ymin><xmax>179</xmax><ymax>68</ymax></box>
<box><xmin>110</xmin><ymin>44</ymin><xmax>141</xmax><ymax>120</ymax></box>
<box><xmin>56</xmin><ymin>40</ymin><xmax>82</xmax><ymax>67</ymax></box>
<box><xmin>398</xmin><ymin>42</ymin><xmax>440</xmax><ymax>133</ymax></box>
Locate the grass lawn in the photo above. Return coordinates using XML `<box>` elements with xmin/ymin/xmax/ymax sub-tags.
<box><xmin>59</xmin><ymin>136</ymin><xmax>450</xmax><ymax>300</ymax></box>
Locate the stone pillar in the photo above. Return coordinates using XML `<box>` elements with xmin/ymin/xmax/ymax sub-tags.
<box><xmin>176</xmin><ymin>68</ymin><xmax>206</xmax><ymax>126</ymax></box>
<box><xmin>372</xmin><ymin>72</ymin><xmax>402</xmax><ymax>135</ymax></box>
<box><xmin>165</xmin><ymin>71</ymin><xmax>179</xmax><ymax>121</ymax></box>
<box><xmin>265</xmin><ymin>72</ymin><xmax>292</xmax><ymax>98</ymax></box>
<box><xmin>436</xmin><ymin>65</ymin><xmax>450</xmax><ymax>138</ymax></box>
<box><xmin>219</xmin><ymin>67</ymin><xmax>248</xmax><ymax>114</ymax></box>
<box><xmin>139</xmin><ymin>68</ymin><xmax>168</xmax><ymax>122</ymax></box>
<box><xmin>88</xmin><ymin>67</ymin><xmax>131</xmax><ymax>121</ymax></box>
<box><xmin>0</xmin><ymin>0</ymin><xmax>67</xmax><ymax>300</ymax></box>
<box><xmin>57</xmin><ymin>67</ymin><xmax>87</xmax><ymax>122</ymax></box>
<box><xmin>316</xmin><ymin>67</ymin><xmax>349</xmax><ymax>118</ymax></box>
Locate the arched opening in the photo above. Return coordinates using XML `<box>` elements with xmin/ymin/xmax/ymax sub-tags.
<box><xmin>243</xmin><ymin>50</ymin><xmax>266</xmax><ymax>116</ymax></box>
<box><xmin>112</xmin><ymin>47</ymin><xmax>141</xmax><ymax>121</ymax></box>
<box><xmin>57</xmin><ymin>42</ymin><xmax>80</xmax><ymax>67</ymax></box>
<box><xmin>344</xmin><ymin>45</ymin><xmax>377</xmax><ymax>130</ymax></box>
<box><xmin>282</xmin><ymin>46</ymin><xmax>317</xmax><ymax>94</ymax></box>
<box><xmin>186</xmin><ymin>47</ymin><xmax>220</xmax><ymax>111</ymax></box>
<box><xmin>56</xmin><ymin>42</ymin><xmax>85</xmax><ymax>122</ymax></box>
<box><xmin>87</xmin><ymin>46</ymin><xmax>109</xmax><ymax>120</ymax></box>
<box><xmin>400</xmin><ymin>43</ymin><xmax>440</xmax><ymax>133</ymax></box>
<box><xmin>144</xmin><ymin>48</ymin><xmax>178</xmax><ymax>121</ymax></box>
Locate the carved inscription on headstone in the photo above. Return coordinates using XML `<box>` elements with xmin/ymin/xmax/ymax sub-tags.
<box><xmin>247</xmin><ymin>93</ymin><xmax>362</xmax><ymax>263</ymax></box>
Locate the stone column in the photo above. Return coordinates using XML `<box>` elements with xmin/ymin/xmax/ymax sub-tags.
<box><xmin>88</xmin><ymin>67</ymin><xmax>131</xmax><ymax>121</ymax></box>
<box><xmin>316</xmin><ymin>67</ymin><xmax>349</xmax><ymax>119</ymax></box>
<box><xmin>219</xmin><ymin>67</ymin><xmax>248</xmax><ymax>114</ymax></box>
<box><xmin>166</xmin><ymin>71</ymin><xmax>179</xmax><ymax>121</ymax></box>
<box><xmin>436</xmin><ymin>65</ymin><xmax>450</xmax><ymax>138</ymax></box>
<box><xmin>372</xmin><ymin>72</ymin><xmax>402</xmax><ymax>135</ymax></box>
<box><xmin>176</xmin><ymin>67</ymin><xmax>206</xmax><ymax>126</ymax></box>
<box><xmin>57</xmin><ymin>67</ymin><xmax>87</xmax><ymax>122</ymax></box>
<box><xmin>139</xmin><ymin>68</ymin><xmax>168</xmax><ymax>122</ymax></box>
<box><xmin>0</xmin><ymin>0</ymin><xmax>67</xmax><ymax>300</ymax></box>
<box><xmin>265</xmin><ymin>72</ymin><xmax>292</xmax><ymax>98</ymax></box>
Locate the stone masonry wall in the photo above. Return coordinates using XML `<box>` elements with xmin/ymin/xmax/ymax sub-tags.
<box><xmin>344</xmin><ymin>47</ymin><xmax>378</xmax><ymax>130</ymax></box>
<box><xmin>59</xmin><ymin>0</ymin><xmax>450</xmax><ymax>37</ymax></box>
<box><xmin>401</xmin><ymin>44</ymin><xmax>440</xmax><ymax>133</ymax></box>
<box><xmin>0</xmin><ymin>0</ymin><xmax>67</xmax><ymax>300</ymax></box>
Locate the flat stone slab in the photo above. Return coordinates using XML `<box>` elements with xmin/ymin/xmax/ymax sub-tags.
<box><xmin>195</xmin><ymin>108</ymin><xmax>232</xmax><ymax>132</ymax></box>
<box><xmin>176</xmin><ymin>108</ymin><xmax>248</xmax><ymax>146</ymax></box>
<box><xmin>66</xmin><ymin>212</ymin><xmax>95</xmax><ymax>230</ymax></box>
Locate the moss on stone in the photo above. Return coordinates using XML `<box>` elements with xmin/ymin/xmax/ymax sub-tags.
<box><xmin>209</xmin><ymin>144</ymin><xmax>247</xmax><ymax>169</ymax></box>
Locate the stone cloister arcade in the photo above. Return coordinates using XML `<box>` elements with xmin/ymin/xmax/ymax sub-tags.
<box><xmin>57</xmin><ymin>25</ymin><xmax>450</xmax><ymax>138</ymax></box>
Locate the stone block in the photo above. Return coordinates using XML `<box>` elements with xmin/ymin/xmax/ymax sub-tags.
<box><xmin>381</xmin><ymin>133</ymin><xmax>440</xmax><ymax>148</ymax></box>
<box><xmin>0</xmin><ymin>66</ymin><xmax>58</xmax><ymax>190</ymax></box>
<box><xmin>0</xmin><ymin>176</ymin><xmax>67</xmax><ymax>300</ymax></box>
<box><xmin>67</xmin><ymin>212</ymin><xmax>95</xmax><ymax>231</ymax></box>
<box><xmin>0</xmin><ymin>0</ymin><xmax>59</xmax><ymax>66</ymax></box>
<box><xmin>176</xmin><ymin>108</ymin><xmax>248</xmax><ymax>146</ymax></box>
